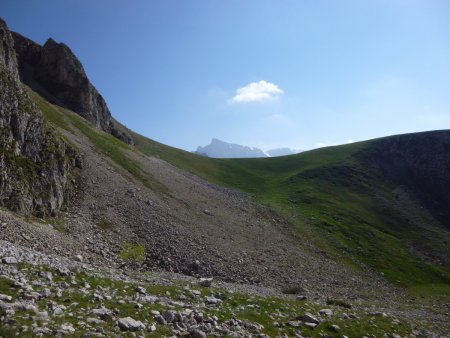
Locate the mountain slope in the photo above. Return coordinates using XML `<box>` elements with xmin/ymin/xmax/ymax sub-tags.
<box><xmin>124</xmin><ymin>125</ymin><xmax>450</xmax><ymax>288</ymax></box>
<box><xmin>29</xmin><ymin>91</ymin><xmax>385</xmax><ymax>299</ymax></box>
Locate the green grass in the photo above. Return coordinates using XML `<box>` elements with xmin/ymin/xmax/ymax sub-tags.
<box><xmin>28</xmin><ymin>89</ymin><xmax>73</xmax><ymax>132</ymax></box>
<box><xmin>0</xmin><ymin>276</ymin><xmax>17</xmax><ymax>298</ymax></box>
<box><xmin>119</xmin><ymin>242</ymin><xmax>146</xmax><ymax>264</ymax></box>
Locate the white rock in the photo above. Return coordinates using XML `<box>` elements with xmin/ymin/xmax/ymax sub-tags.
<box><xmin>118</xmin><ymin>316</ymin><xmax>145</xmax><ymax>331</ymax></box>
<box><xmin>301</xmin><ymin>312</ymin><xmax>319</xmax><ymax>324</ymax></box>
<box><xmin>319</xmin><ymin>308</ymin><xmax>333</xmax><ymax>316</ymax></box>
<box><xmin>2</xmin><ymin>257</ymin><xmax>18</xmax><ymax>264</ymax></box>
<box><xmin>0</xmin><ymin>294</ymin><xmax>12</xmax><ymax>302</ymax></box>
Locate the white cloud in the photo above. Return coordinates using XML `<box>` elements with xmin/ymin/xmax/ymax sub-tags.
<box><xmin>231</xmin><ymin>80</ymin><xmax>283</xmax><ymax>103</ymax></box>
<box><xmin>346</xmin><ymin>139</ymin><xmax>354</xmax><ymax>144</ymax></box>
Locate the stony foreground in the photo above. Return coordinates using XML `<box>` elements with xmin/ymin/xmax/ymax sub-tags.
<box><xmin>0</xmin><ymin>240</ymin><xmax>426</xmax><ymax>338</ymax></box>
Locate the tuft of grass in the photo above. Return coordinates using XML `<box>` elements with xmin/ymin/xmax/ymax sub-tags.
<box><xmin>96</xmin><ymin>218</ymin><xmax>114</xmax><ymax>231</ymax></box>
<box><xmin>119</xmin><ymin>242</ymin><xmax>146</xmax><ymax>264</ymax></box>
<box><xmin>281</xmin><ymin>285</ymin><xmax>307</xmax><ymax>295</ymax></box>
<box><xmin>327</xmin><ymin>298</ymin><xmax>352</xmax><ymax>308</ymax></box>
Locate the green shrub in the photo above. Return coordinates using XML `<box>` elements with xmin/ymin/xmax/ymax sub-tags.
<box><xmin>119</xmin><ymin>242</ymin><xmax>146</xmax><ymax>264</ymax></box>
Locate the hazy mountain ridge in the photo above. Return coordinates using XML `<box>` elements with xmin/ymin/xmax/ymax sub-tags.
<box><xmin>195</xmin><ymin>138</ymin><xmax>301</xmax><ymax>158</ymax></box>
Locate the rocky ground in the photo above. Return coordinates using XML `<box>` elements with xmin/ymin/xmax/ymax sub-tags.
<box><xmin>0</xmin><ymin>240</ymin><xmax>429</xmax><ymax>338</ymax></box>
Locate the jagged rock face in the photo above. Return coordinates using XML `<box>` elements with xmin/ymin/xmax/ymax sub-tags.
<box><xmin>0</xmin><ymin>18</ymin><xmax>19</xmax><ymax>80</ymax></box>
<box><xmin>0</xmin><ymin>19</ymin><xmax>80</xmax><ymax>216</ymax></box>
<box><xmin>11</xmin><ymin>32</ymin><xmax>133</xmax><ymax>145</ymax></box>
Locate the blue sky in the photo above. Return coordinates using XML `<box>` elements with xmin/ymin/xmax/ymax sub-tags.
<box><xmin>1</xmin><ymin>0</ymin><xmax>450</xmax><ymax>151</ymax></box>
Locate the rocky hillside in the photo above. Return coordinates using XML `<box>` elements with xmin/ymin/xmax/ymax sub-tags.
<box><xmin>0</xmin><ymin>18</ymin><xmax>80</xmax><ymax>216</ymax></box>
<box><xmin>11</xmin><ymin>32</ymin><xmax>132</xmax><ymax>145</ymax></box>
<box><xmin>361</xmin><ymin>131</ymin><xmax>450</xmax><ymax>229</ymax></box>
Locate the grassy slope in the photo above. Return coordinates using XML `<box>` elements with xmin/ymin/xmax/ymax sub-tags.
<box><xmin>31</xmin><ymin>92</ymin><xmax>450</xmax><ymax>292</ymax></box>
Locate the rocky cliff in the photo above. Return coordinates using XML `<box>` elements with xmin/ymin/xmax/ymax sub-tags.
<box><xmin>0</xmin><ymin>18</ymin><xmax>80</xmax><ymax>216</ymax></box>
<box><xmin>0</xmin><ymin>19</ymin><xmax>19</xmax><ymax>81</ymax></box>
<box><xmin>11</xmin><ymin>32</ymin><xmax>133</xmax><ymax>145</ymax></box>
<box><xmin>363</xmin><ymin>130</ymin><xmax>450</xmax><ymax>229</ymax></box>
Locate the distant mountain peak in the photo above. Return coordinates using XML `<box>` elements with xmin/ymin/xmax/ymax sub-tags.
<box><xmin>195</xmin><ymin>138</ymin><xmax>302</xmax><ymax>158</ymax></box>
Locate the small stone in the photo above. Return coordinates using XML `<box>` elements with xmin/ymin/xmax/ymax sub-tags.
<box><xmin>199</xmin><ymin>278</ymin><xmax>213</xmax><ymax>287</ymax></box>
<box><xmin>136</xmin><ymin>286</ymin><xmax>146</xmax><ymax>295</ymax></box>
<box><xmin>205</xmin><ymin>296</ymin><xmax>221</xmax><ymax>305</ymax></box>
<box><xmin>92</xmin><ymin>307</ymin><xmax>113</xmax><ymax>321</ymax></box>
<box><xmin>86</xmin><ymin>317</ymin><xmax>104</xmax><ymax>325</ymax></box>
<box><xmin>22</xmin><ymin>292</ymin><xmax>40</xmax><ymax>301</ymax></box>
<box><xmin>117</xmin><ymin>317</ymin><xmax>145</xmax><ymax>331</ymax></box>
<box><xmin>58</xmin><ymin>267</ymin><xmax>70</xmax><ymax>276</ymax></box>
<box><xmin>191</xmin><ymin>329</ymin><xmax>207</xmax><ymax>338</ymax></box>
<box><xmin>296</xmin><ymin>295</ymin><xmax>307</xmax><ymax>300</ymax></box>
<box><xmin>287</xmin><ymin>320</ymin><xmax>301</xmax><ymax>327</ymax></box>
<box><xmin>164</xmin><ymin>310</ymin><xmax>175</xmax><ymax>323</ymax></box>
<box><xmin>0</xmin><ymin>294</ymin><xmax>12</xmax><ymax>302</ymax></box>
<box><xmin>74</xmin><ymin>254</ymin><xmax>83</xmax><ymax>262</ymax></box>
<box><xmin>2</xmin><ymin>257</ymin><xmax>18</xmax><ymax>264</ymax></box>
<box><xmin>58</xmin><ymin>324</ymin><xmax>75</xmax><ymax>335</ymax></box>
<box><xmin>300</xmin><ymin>312</ymin><xmax>319</xmax><ymax>324</ymax></box>
<box><xmin>53</xmin><ymin>307</ymin><xmax>64</xmax><ymax>316</ymax></box>
<box><xmin>242</xmin><ymin>321</ymin><xmax>264</xmax><ymax>333</ymax></box>
<box><xmin>40</xmin><ymin>288</ymin><xmax>51</xmax><ymax>298</ymax></box>
<box><xmin>304</xmin><ymin>322</ymin><xmax>317</xmax><ymax>329</ymax></box>
<box><xmin>148</xmin><ymin>324</ymin><xmax>156</xmax><ymax>332</ymax></box>
<box><xmin>40</xmin><ymin>272</ymin><xmax>52</xmax><ymax>281</ymax></box>
<box><xmin>154</xmin><ymin>314</ymin><xmax>166</xmax><ymax>325</ymax></box>
<box><xmin>330</xmin><ymin>324</ymin><xmax>340</xmax><ymax>332</ymax></box>
<box><xmin>319</xmin><ymin>309</ymin><xmax>333</xmax><ymax>316</ymax></box>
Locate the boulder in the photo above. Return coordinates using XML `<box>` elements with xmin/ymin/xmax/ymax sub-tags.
<box><xmin>117</xmin><ymin>317</ymin><xmax>145</xmax><ymax>331</ymax></box>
